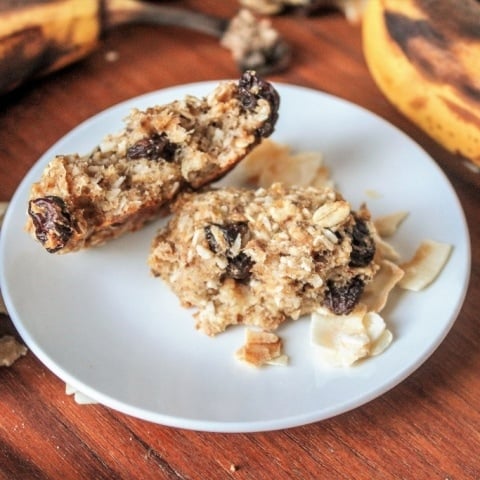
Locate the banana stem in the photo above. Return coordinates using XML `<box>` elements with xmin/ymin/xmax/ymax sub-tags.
<box><xmin>103</xmin><ymin>0</ymin><xmax>229</xmax><ymax>37</ymax></box>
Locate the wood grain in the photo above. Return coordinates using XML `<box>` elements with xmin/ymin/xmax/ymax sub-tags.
<box><xmin>1</xmin><ymin>1</ymin><xmax>479</xmax><ymax>478</ymax></box>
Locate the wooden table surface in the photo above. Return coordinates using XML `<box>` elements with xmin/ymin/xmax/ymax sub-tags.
<box><xmin>1</xmin><ymin>1</ymin><xmax>479</xmax><ymax>478</ymax></box>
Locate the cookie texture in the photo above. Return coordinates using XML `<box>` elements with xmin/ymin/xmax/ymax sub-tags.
<box><xmin>149</xmin><ymin>183</ymin><xmax>379</xmax><ymax>336</ymax></box>
<box><xmin>26</xmin><ymin>71</ymin><xmax>279</xmax><ymax>253</ymax></box>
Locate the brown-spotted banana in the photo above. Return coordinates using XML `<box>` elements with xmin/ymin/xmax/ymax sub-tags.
<box><xmin>362</xmin><ymin>0</ymin><xmax>480</xmax><ymax>167</ymax></box>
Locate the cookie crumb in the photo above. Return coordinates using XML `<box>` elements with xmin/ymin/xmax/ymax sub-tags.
<box><xmin>65</xmin><ymin>384</ymin><xmax>98</xmax><ymax>405</ymax></box>
<box><xmin>236</xmin><ymin>328</ymin><xmax>286</xmax><ymax>367</ymax></box>
<box><xmin>105</xmin><ymin>50</ymin><xmax>119</xmax><ymax>62</ymax></box>
<box><xmin>0</xmin><ymin>335</ymin><xmax>27</xmax><ymax>367</ymax></box>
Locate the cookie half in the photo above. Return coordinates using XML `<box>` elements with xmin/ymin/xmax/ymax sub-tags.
<box><xmin>26</xmin><ymin>71</ymin><xmax>279</xmax><ymax>253</ymax></box>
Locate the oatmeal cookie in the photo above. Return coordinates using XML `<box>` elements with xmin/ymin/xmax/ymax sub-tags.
<box><xmin>149</xmin><ymin>183</ymin><xmax>378</xmax><ymax>336</ymax></box>
<box><xmin>26</xmin><ymin>71</ymin><xmax>279</xmax><ymax>253</ymax></box>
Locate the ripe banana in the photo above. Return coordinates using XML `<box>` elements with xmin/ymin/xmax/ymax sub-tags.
<box><xmin>0</xmin><ymin>0</ymin><xmax>100</xmax><ymax>95</ymax></box>
<box><xmin>0</xmin><ymin>0</ymin><xmax>289</xmax><ymax>96</ymax></box>
<box><xmin>362</xmin><ymin>0</ymin><xmax>480</xmax><ymax>167</ymax></box>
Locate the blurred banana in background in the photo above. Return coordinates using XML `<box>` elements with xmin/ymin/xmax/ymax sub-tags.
<box><xmin>0</xmin><ymin>0</ymin><xmax>100</xmax><ymax>95</ymax></box>
<box><xmin>362</xmin><ymin>0</ymin><xmax>480</xmax><ymax>168</ymax></box>
<box><xmin>0</xmin><ymin>0</ymin><xmax>290</xmax><ymax>96</ymax></box>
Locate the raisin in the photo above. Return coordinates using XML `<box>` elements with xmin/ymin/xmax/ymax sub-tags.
<box><xmin>204</xmin><ymin>221</ymin><xmax>254</xmax><ymax>282</ymax></box>
<box><xmin>127</xmin><ymin>132</ymin><xmax>177</xmax><ymax>161</ymax></box>
<box><xmin>238</xmin><ymin>87</ymin><xmax>257</xmax><ymax>111</ymax></box>
<box><xmin>222</xmin><ymin>221</ymin><xmax>250</xmax><ymax>247</ymax></box>
<box><xmin>324</xmin><ymin>277</ymin><xmax>365</xmax><ymax>315</ymax></box>
<box><xmin>204</xmin><ymin>221</ymin><xmax>250</xmax><ymax>253</ymax></box>
<box><xmin>28</xmin><ymin>196</ymin><xmax>73</xmax><ymax>253</ymax></box>
<box><xmin>349</xmin><ymin>216</ymin><xmax>376</xmax><ymax>268</ymax></box>
<box><xmin>237</xmin><ymin>71</ymin><xmax>280</xmax><ymax>138</ymax></box>
<box><xmin>312</xmin><ymin>251</ymin><xmax>327</xmax><ymax>265</ymax></box>
<box><xmin>226</xmin><ymin>252</ymin><xmax>254</xmax><ymax>282</ymax></box>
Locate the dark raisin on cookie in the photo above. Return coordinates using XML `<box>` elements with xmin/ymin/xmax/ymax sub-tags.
<box><xmin>237</xmin><ymin>70</ymin><xmax>280</xmax><ymax>138</ymax></box>
<box><xmin>127</xmin><ymin>132</ymin><xmax>177</xmax><ymax>161</ymax></box>
<box><xmin>226</xmin><ymin>252</ymin><xmax>254</xmax><ymax>282</ymax></box>
<box><xmin>204</xmin><ymin>221</ymin><xmax>254</xmax><ymax>282</ymax></box>
<box><xmin>204</xmin><ymin>221</ymin><xmax>250</xmax><ymax>253</ymax></box>
<box><xmin>324</xmin><ymin>276</ymin><xmax>365</xmax><ymax>315</ymax></box>
<box><xmin>349</xmin><ymin>215</ymin><xmax>376</xmax><ymax>268</ymax></box>
<box><xmin>222</xmin><ymin>221</ymin><xmax>250</xmax><ymax>248</ymax></box>
<box><xmin>28</xmin><ymin>196</ymin><xmax>73</xmax><ymax>253</ymax></box>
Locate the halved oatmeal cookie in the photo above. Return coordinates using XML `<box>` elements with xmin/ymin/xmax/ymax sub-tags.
<box><xmin>149</xmin><ymin>183</ymin><xmax>379</xmax><ymax>336</ymax></box>
<box><xmin>26</xmin><ymin>71</ymin><xmax>279</xmax><ymax>253</ymax></box>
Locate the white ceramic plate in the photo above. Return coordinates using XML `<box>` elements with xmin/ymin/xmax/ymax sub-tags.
<box><xmin>0</xmin><ymin>82</ymin><xmax>470</xmax><ymax>432</ymax></box>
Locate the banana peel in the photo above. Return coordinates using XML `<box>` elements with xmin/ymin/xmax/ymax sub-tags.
<box><xmin>362</xmin><ymin>0</ymin><xmax>480</xmax><ymax>167</ymax></box>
